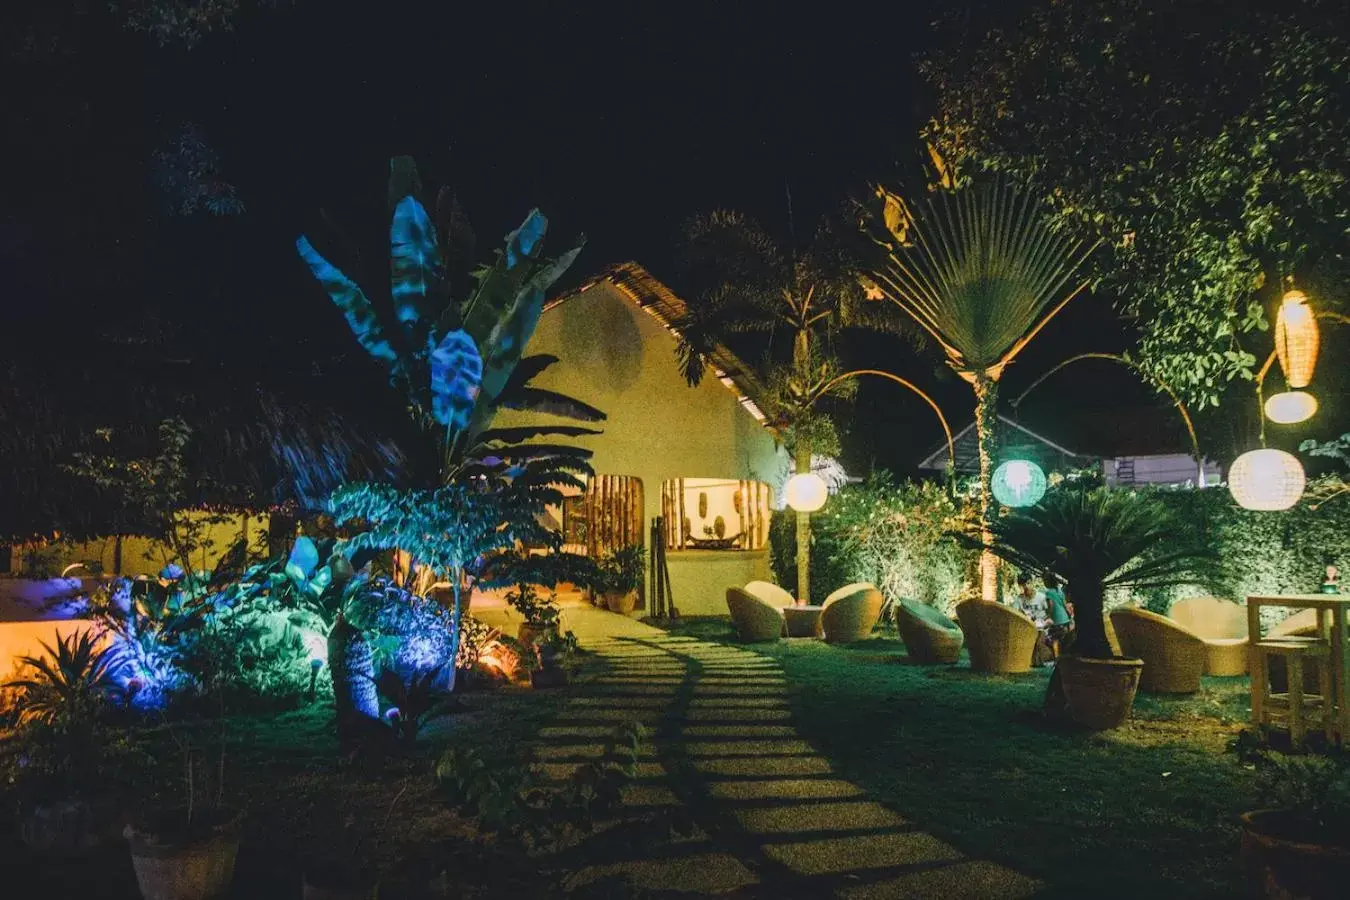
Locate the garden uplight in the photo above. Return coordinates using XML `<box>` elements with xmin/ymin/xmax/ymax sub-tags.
<box><xmin>1264</xmin><ymin>390</ymin><xmax>1318</xmax><ymax>425</ymax></box>
<box><xmin>1275</xmin><ymin>289</ymin><xmax>1319</xmax><ymax>389</ymax></box>
<box><xmin>1228</xmin><ymin>448</ymin><xmax>1305</xmax><ymax>511</ymax></box>
<box><xmin>991</xmin><ymin>459</ymin><xmax>1047</xmax><ymax>508</ymax></box>
<box><xmin>784</xmin><ymin>472</ymin><xmax>828</xmax><ymax>512</ymax></box>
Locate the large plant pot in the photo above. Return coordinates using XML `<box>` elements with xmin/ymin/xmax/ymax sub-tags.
<box><xmin>605</xmin><ymin>590</ymin><xmax>638</xmax><ymax>615</ymax></box>
<box><xmin>531</xmin><ymin>665</ymin><xmax>570</xmax><ymax>689</ymax></box>
<box><xmin>125</xmin><ymin>808</ymin><xmax>242</xmax><ymax>900</ymax></box>
<box><xmin>1056</xmin><ymin>655</ymin><xmax>1144</xmax><ymax>730</ymax></box>
<box><xmin>1241</xmin><ymin>809</ymin><xmax>1350</xmax><ymax>899</ymax></box>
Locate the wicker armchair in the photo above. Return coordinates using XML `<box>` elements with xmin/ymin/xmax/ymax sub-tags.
<box><xmin>895</xmin><ymin>599</ymin><xmax>964</xmax><ymax>664</ymax></box>
<box><xmin>955</xmin><ymin>600</ymin><xmax>1039</xmax><ymax>674</ymax></box>
<box><xmin>725</xmin><ymin>587</ymin><xmax>785</xmax><ymax>642</ymax></box>
<box><xmin>744</xmin><ymin>580</ymin><xmax>796</xmax><ymax>609</ymax></box>
<box><xmin>819</xmin><ymin>583</ymin><xmax>884</xmax><ymax>644</ymax></box>
<box><xmin>1168</xmin><ymin>596</ymin><xmax>1249</xmax><ymax>676</ymax></box>
<box><xmin>1109</xmin><ymin>607</ymin><xmax>1205</xmax><ymax>693</ymax></box>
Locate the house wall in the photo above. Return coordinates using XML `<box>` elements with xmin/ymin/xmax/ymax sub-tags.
<box><xmin>494</xmin><ymin>280</ymin><xmax>784</xmax><ymax>615</ymax></box>
<box><xmin>10</xmin><ymin>512</ymin><xmax>270</xmax><ymax>578</ymax></box>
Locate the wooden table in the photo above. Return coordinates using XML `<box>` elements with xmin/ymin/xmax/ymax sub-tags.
<box><xmin>1247</xmin><ymin>594</ymin><xmax>1350</xmax><ymax>746</ymax></box>
<box><xmin>783</xmin><ymin>604</ymin><xmax>824</xmax><ymax>638</ymax></box>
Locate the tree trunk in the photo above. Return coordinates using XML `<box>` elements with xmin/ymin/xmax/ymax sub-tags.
<box><xmin>445</xmin><ymin>567</ymin><xmax>465</xmax><ymax>694</ymax></box>
<box><xmin>1069</xmin><ymin>584</ymin><xmax>1112</xmax><ymax>660</ymax></box>
<box><xmin>794</xmin><ymin>445</ymin><xmax>811</xmax><ymax>606</ymax></box>
<box><xmin>972</xmin><ymin>374</ymin><xmax>999</xmax><ymax>603</ymax></box>
<box><xmin>328</xmin><ymin>614</ymin><xmax>378</xmax><ymax>745</ymax></box>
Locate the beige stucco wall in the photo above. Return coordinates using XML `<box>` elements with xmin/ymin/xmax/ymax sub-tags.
<box><xmin>495</xmin><ymin>280</ymin><xmax>784</xmax><ymax>615</ymax></box>
<box><xmin>13</xmin><ymin>512</ymin><xmax>270</xmax><ymax>578</ymax></box>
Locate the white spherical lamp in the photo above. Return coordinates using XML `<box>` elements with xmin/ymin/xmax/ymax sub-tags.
<box><xmin>1228</xmin><ymin>449</ymin><xmax>1305</xmax><ymax>511</ymax></box>
<box><xmin>1264</xmin><ymin>390</ymin><xmax>1318</xmax><ymax>425</ymax></box>
<box><xmin>991</xmin><ymin>459</ymin><xmax>1047</xmax><ymax>508</ymax></box>
<box><xmin>784</xmin><ymin>472</ymin><xmax>828</xmax><ymax>512</ymax></box>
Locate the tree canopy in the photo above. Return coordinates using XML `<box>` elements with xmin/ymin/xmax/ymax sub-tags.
<box><xmin>923</xmin><ymin>0</ymin><xmax>1350</xmax><ymax>408</ymax></box>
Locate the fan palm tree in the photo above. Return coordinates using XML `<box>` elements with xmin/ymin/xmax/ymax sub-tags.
<box><xmin>964</xmin><ymin>488</ymin><xmax>1218</xmax><ymax>660</ymax></box>
<box><xmin>867</xmin><ymin>179</ymin><xmax>1098</xmax><ymax>601</ymax></box>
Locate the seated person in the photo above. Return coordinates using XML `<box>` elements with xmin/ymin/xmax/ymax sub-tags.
<box><xmin>1043</xmin><ymin>573</ymin><xmax>1074</xmax><ymax>653</ymax></box>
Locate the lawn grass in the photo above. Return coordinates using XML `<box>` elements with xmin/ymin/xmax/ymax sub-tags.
<box><xmin>658</xmin><ymin>616</ymin><xmax>1261</xmax><ymax>899</ymax></box>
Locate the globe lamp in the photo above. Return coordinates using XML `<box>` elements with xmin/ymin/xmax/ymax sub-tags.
<box><xmin>784</xmin><ymin>472</ymin><xmax>828</xmax><ymax>512</ymax></box>
<box><xmin>1228</xmin><ymin>448</ymin><xmax>1305</xmax><ymax>511</ymax></box>
<box><xmin>1264</xmin><ymin>390</ymin><xmax>1318</xmax><ymax>425</ymax></box>
<box><xmin>992</xmin><ymin>459</ymin><xmax>1047</xmax><ymax>508</ymax></box>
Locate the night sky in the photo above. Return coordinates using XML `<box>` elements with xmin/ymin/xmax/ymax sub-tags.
<box><xmin>3</xmin><ymin>0</ymin><xmax>1159</xmax><ymax>475</ymax></box>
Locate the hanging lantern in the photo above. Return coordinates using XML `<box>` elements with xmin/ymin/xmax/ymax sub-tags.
<box><xmin>784</xmin><ymin>473</ymin><xmax>828</xmax><ymax>512</ymax></box>
<box><xmin>1275</xmin><ymin>289</ymin><xmax>1319</xmax><ymax>389</ymax></box>
<box><xmin>1264</xmin><ymin>390</ymin><xmax>1318</xmax><ymax>425</ymax></box>
<box><xmin>1228</xmin><ymin>449</ymin><xmax>1305</xmax><ymax>511</ymax></box>
<box><xmin>991</xmin><ymin>459</ymin><xmax>1047</xmax><ymax>508</ymax></box>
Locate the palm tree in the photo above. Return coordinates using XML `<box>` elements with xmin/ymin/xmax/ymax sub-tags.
<box><xmin>867</xmin><ymin>179</ymin><xmax>1098</xmax><ymax>602</ymax></box>
<box><xmin>675</xmin><ymin>211</ymin><xmax>904</xmax><ymax>602</ymax></box>
<box><xmin>967</xmin><ymin>488</ymin><xmax>1218</xmax><ymax>659</ymax></box>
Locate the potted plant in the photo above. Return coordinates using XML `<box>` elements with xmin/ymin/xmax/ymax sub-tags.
<box><xmin>506</xmin><ymin>583</ymin><xmax>563</xmax><ymax>648</ymax></box>
<box><xmin>124</xmin><ymin>739</ymin><xmax>242</xmax><ymax>900</ymax></box>
<box><xmin>1239</xmin><ymin>750</ymin><xmax>1350</xmax><ymax>898</ymax></box>
<box><xmin>596</xmin><ymin>546</ymin><xmax>646</xmax><ymax>614</ymax></box>
<box><xmin>967</xmin><ymin>487</ymin><xmax>1217</xmax><ymax>729</ymax></box>
<box><xmin>531</xmin><ymin>629</ymin><xmax>578</xmax><ymax>689</ymax></box>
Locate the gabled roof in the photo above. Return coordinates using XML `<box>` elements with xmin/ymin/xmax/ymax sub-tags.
<box><xmin>546</xmin><ymin>262</ymin><xmax>771</xmax><ymax>425</ymax></box>
<box><xmin>918</xmin><ymin>414</ymin><xmax>1092</xmax><ymax>472</ymax></box>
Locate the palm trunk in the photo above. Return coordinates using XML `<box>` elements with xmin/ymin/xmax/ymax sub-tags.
<box><xmin>445</xmin><ymin>567</ymin><xmax>466</xmax><ymax>693</ymax></box>
<box><xmin>973</xmin><ymin>374</ymin><xmax>999</xmax><ymax>603</ymax></box>
<box><xmin>1069</xmin><ymin>584</ymin><xmax>1111</xmax><ymax>660</ymax></box>
<box><xmin>794</xmin><ymin>445</ymin><xmax>811</xmax><ymax>606</ymax></box>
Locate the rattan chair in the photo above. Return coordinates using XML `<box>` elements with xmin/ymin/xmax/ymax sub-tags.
<box><xmin>819</xmin><ymin>583</ymin><xmax>884</xmax><ymax>644</ymax></box>
<box><xmin>895</xmin><ymin>599</ymin><xmax>964</xmax><ymax>664</ymax></box>
<box><xmin>744</xmin><ymin>580</ymin><xmax>796</xmax><ymax>609</ymax></box>
<box><xmin>725</xmin><ymin>587</ymin><xmax>786</xmax><ymax>642</ymax></box>
<box><xmin>1109</xmin><ymin>607</ymin><xmax>1205</xmax><ymax>693</ymax></box>
<box><xmin>1168</xmin><ymin>596</ymin><xmax>1249</xmax><ymax>676</ymax></box>
<box><xmin>955</xmin><ymin>600</ymin><xmax>1039</xmax><ymax>674</ymax></box>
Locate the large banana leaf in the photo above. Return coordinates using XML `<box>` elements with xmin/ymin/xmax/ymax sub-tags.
<box><xmin>430</xmin><ymin>329</ymin><xmax>483</xmax><ymax>429</ymax></box>
<box><xmin>474</xmin><ymin>424</ymin><xmax>603</xmax><ymax>445</ymax></box>
<box><xmin>389</xmin><ymin>195</ymin><xmax>442</xmax><ymax>350</ymax></box>
<box><xmin>869</xmin><ymin>180</ymin><xmax>1097</xmax><ymax>377</ymax></box>
<box><xmin>460</xmin><ymin>210</ymin><xmax>549</xmax><ymax>345</ymax></box>
<box><xmin>499</xmin><ymin>386</ymin><xmax>606</xmax><ymax>421</ymax></box>
<box><xmin>296</xmin><ymin>236</ymin><xmax>399</xmax><ymax>370</ymax></box>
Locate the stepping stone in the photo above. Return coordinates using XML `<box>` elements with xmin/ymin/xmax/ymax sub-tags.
<box><xmin>761</xmin><ymin>831</ymin><xmax>962</xmax><ymax>876</ymax></box>
<box><xmin>538</xmin><ymin>761</ymin><xmax>667</xmax><ymax>781</ymax></box>
<box><xmin>553</xmin><ymin>709</ymin><xmax>663</xmax><ymax>723</ymax></box>
<box><xmin>565</xmin><ymin>852</ymin><xmax>759</xmax><ymax>894</ymax></box>
<box><xmin>539</xmin><ymin>725</ymin><xmax>617</xmax><ymax>739</ymax></box>
<box><xmin>534</xmin><ymin>744</ymin><xmax>658</xmax><ymax>761</ymax></box>
<box><xmin>689</xmin><ymin>685</ymin><xmax>787</xmax><ymax>696</ymax></box>
<box><xmin>684</xmin><ymin>707</ymin><xmax>792</xmax><ymax>722</ymax></box>
<box><xmin>835</xmin><ymin>860</ymin><xmax>1041</xmax><ymax>900</ymax></box>
<box><xmin>688</xmin><ymin>697</ymin><xmax>790</xmax><ymax>708</ymax></box>
<box><xmin>708</xmin><ymin>779</ymin><xmax>866</xmax><ymax>801</ymax></box>
<box><xmin>694</xmin><ymin>756</ymin><xmax>832</xmax><ymax>777</ymax></box>
<box><xmin>585</xmin><ymin>684</ymin><xmax>682</xmax><ymax>696</ymax></box>
<box><xmin>685</xmin><ymin>739</ymin><xmax>815</xmax><ymax>757</ymax></box>
<box><xmin>620</xmin><ymin>784</ymin><xmax>682</xmax><ymax>807</ymax></box>
<box><xmin>568</xmin><ymin>696</ymin><xmax>670</xmax><ymax>708</ymax></box>
<box><xmin>683</xmin><ymin>724</ymin><xmax>799</xmax><ymax>739</ymax></box>
<box><xmin>734</xmin><ymin>801</ymin><xmax>907</xmax><ymax>835</ymax></box>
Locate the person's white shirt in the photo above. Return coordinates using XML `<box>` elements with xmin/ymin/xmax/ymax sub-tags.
<box><xmin>1018</xmin><ymin>589</ymin><xmax>1049</xmax><ymax>627</ymax></box>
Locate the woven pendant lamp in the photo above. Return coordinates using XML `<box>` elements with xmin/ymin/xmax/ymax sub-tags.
<box><xmin>1275</xmin><ymin>289</ymin><xmax>1319</xmax><ymax>389</ymax></box>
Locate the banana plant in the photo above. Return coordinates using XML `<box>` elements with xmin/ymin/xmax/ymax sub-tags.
<box><xmin>296</xmin><ymin>157</ymin><xmax>603</xmax><ymax>487</ymax></box>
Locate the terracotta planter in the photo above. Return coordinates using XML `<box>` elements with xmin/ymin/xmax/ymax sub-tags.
<box><xmin>1241</xmin><ymin>810</ymin><xmax>1350</xmax><ymax>899</ymax></box>
<box><xmin>1056</xmin><ymin>655</ymin><xmax>1144</xmax><ymax>730</ymax></box>
<box><xmin>125</xmin><ymin>808</ymin><xmax>242</xmax><ymax>900</ymax></box>
<box><xmin>531</xmin><ymin>666</ymin><xmax>570</xmax><ymax>689</ymax></box>
<box><xmin>605</xmin><ymin>590</ymin><xmax>638</xmax><ymax>615</ymax></box>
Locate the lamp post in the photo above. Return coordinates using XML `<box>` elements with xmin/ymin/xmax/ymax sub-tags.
<box><xmin>785</xmin><ymin>458</ymin><xmax>828</xmax><ymax>606</ymax></box>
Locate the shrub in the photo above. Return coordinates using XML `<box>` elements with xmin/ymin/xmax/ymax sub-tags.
<box><xmin>771</xmin><ymin>474</ymin><xmax>973</xmax><ymax>612</ymax></box>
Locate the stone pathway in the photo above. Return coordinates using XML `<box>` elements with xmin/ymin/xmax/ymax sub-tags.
<box><xmin>536</xmin><ymin>607</ymin><xmax>1041</xmax><ymax>898</ymax></box>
